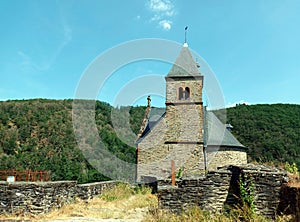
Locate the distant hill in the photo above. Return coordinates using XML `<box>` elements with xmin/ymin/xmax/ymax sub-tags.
<box><xmin>0</xmin><ymin>99</ymin><xmax>299</xmax><ymax>182</ymax></box>
<box><xmin>225</xmin><ymin>103</ymin><xmax>300</xmax><ymax>167</ymax></box>
<box><xmin>0</xmin><ymin>99</ymin><xmax>136</xmax><ymax>183</ymax></box>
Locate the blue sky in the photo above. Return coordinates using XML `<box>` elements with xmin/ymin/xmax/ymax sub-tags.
<box><xmin>1</xmin><ymin>0</ymin><xmax>300</xmax><ymax>107</ymax></box>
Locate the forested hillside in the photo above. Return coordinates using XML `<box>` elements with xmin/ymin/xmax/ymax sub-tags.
<box><xmin>226</xmin><ymin>103</ymin><xmax>300</xmax><ymax>167</ymax></box>
<box><xmin>0</xmin><ymin>99</ymin><xmax>136</xmax><ymax>183</ymax></box>
<box><xmin>0</xmin><ymin>99</ymin><xmax>299</xmax><ymax>183</ymax></box>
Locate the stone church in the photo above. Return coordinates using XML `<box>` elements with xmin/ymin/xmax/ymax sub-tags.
<box><xmin>136</xmin><ymin>42</ymin><xmax>247</xmax><ymax>181</ymax></box>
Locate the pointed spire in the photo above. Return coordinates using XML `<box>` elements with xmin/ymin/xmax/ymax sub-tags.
<box><xmin>166</xmin><ymin>44</ymin><xmax>202</xmax><ymax>77</ymax></box>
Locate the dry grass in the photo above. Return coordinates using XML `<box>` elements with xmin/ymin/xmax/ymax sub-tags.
<box><xmin>0</xmin><ymin>183</ymin><xmax>158</xmax><ymax>221</ymax></box>
<box><xmin>287</xmin><ymin>172</ymin><xmax>300</xmax><ymax>188</ymax></box>
<box><xmin>143</xmin><ymin>204</ymin><xmax>294</xmax><ymax>222</ymax></box>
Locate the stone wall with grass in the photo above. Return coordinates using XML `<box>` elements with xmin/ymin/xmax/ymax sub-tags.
<box><xmin>157</xmin><ymin>164</ymin><xmax>289</xmax><ymax>219</ymax></box>
<box><xmin>75</xmin><ymin>181</ymin><xmax>118</xmax><ymax>201</ymax></box>
<box><xmin>0</xmin><ymin>180</ymin><xmax>118</xmax><ymax>214</ymax></box>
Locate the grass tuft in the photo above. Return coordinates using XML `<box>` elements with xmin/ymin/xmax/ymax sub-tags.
<box><xmin>143</xmin><ymin>203</ymin><xmax>294</xmax><ymax>222</ymax></box>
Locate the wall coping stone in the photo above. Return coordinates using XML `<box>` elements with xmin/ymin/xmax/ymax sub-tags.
<box><xmin>0</xmin><ymin>180</ymin><xmax>76</xmax><ymax>185</ymax></box>
<box><xmin>77</xmin><ymin>181</ymin><xmax>118</xmax><ymax>187</ymax></box>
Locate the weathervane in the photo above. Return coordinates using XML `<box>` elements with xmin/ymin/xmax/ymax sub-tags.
<box><xmin>184</xmin><ymin>26</ymin><xmax>188</xmax><ymax>43</ymax></box>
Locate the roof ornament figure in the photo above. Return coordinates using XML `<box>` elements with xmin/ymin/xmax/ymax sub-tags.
<box><xmin>184</xmin><ymin>26</ymin><xmax>188</xmax><ymax>47</ymax></box>
<box><xmin>147</xmin><ymin>95</ymin><xmax>151</xmax><ymax>107</ymax></box>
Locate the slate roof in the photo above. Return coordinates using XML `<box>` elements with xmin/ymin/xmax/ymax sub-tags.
<box><xmin>166</xmin><ymin>44</ymin><xmax>202</xmax><ymax>77</ymax></box>
<box><xmin>204</xmin><ymin>110</ymin><xmax>245</xmax><ymax>148</ymax></box>
<box><xmin>136</xmin><ymin>108</ymin><xmax>246</xmax><ymax>149</ymax></box>
<box><xmin>136</xmin><ymin>108</ymin><xmax>165</xmax><ymax>144</ymax></box>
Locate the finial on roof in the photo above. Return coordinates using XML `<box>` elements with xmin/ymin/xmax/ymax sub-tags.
<box><xmin>184</xmin><ymin>26</ymin><xmax>188</xmax><ymax>47</ymax></box>
<box><xmin>147</xmin><ymin>95</ymin><xmax>151</xmax><ymax>107</ymax></box>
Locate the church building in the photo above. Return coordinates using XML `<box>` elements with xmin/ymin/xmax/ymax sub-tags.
<box><xmin>136</xmin><ymin>42</ymin><xmax>247</xmax><ymax>181</ymax></box>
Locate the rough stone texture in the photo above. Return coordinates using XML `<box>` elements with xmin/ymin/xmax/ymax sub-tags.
<box><xmin>157</xmin><ymin>164</ymin><xmax>289</xmax><ymax>219</ymax></box>
<box><xmin>165</xmin><ymin>78</ymin><xmax>203</xmax><ymax>104</ymax></box>
<box><xmin>0</xmin><ymin>180</ymin><xmax>118</xmax><ymax>214</ymax></box>
<box><xmin>229</xmin><ymin>164</ymin><xmax>288</xmax><ymax>218</ymax></box>
<box><xmin>136</xmin><ymin>118</ymin><xmax>169</xmax><ymax>181</ymax></box>
<box><xmin>207</xmin><ymin>147</ymin><xmax>247</xmax><ymax>171</ymax></box>
<box><xmin>75</xmin><ymin>181</ymin><xmax>118</xmax><ymax>201</ymax></box>
<box><xmin>165</xmin><ymin>104</ymin><xmax>203</xmax><ymax>142</ymax></box>
<box><xmin>138</xmin><ymin>143</ymin><xmax>205</xmax><ymax>181</ymax></box>
<box><xmin>158</xmin><ymin>169</ymin><xmax>232</xmax><ymax>213</ymax></box>
<box><xmin>165</xmin><ymin>77</ymin><xmax>203</xmax><ymax>143</ymax></box>
<box><xmin>0</xmin><ymin>181</ymin><xmax>76</xmax><ymax>214</ymax></box>
<box><xmin>137</xmin><ymin>77</ymin><xmax>204</xmax><ymax>181</ymax></box>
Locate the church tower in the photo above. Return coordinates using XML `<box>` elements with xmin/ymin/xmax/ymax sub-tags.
<box><xmin>136</xmin><ymin>40</ymin><xmax>247</xmax><ymax>182</ymax></box>
<box><xmin>165</xmin><ymin>43</ymin><xmax>204</xmax><ymax>144</ymax></box>
<box><xmin>136</xmin><ymin>42</ymin><xmax>206</xmax><ymax>181</ymax></box>
<box><xmin>162</xmin><ymin>42</ymin><xmax>205</xmax><ymax>175</ymax></box>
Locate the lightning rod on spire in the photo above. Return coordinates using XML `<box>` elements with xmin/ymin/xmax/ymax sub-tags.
<box><xmin>184</xmin><ymin>26</ymin><xmax>188</xmax><ymax>43</ymax></box>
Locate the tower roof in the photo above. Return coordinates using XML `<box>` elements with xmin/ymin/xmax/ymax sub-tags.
<box><xmin>167</xmin><ymin>44</ymin><xmax>202</xmax><ymax>77</ymax></box>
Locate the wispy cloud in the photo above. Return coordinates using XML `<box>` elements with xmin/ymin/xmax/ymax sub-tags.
<box><xmin>159</xmin><ymin>20</ymin><xmax>172</xmax><ymax>30</ymax></box>
<box><xmin>147</xmin><ymin>0</ymin><xmax>175</xmax><ymax>30</ymax></box>
<box><xmin>17</xmin><ymin>51</ymin><xmax>37</xmax><ymax>72</ymax></box>
<box><xmin>51</xmin><ymin>18</ymin><xmax>72</xmax><ymax>65</ymax></box>
<box><xmin>17</xmin><ymin>14</ymin><xmax>72</xmax><ymax>72</ymax></box>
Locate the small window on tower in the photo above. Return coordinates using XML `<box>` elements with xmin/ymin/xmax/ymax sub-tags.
<box><xmin>185</xmin><ymin>87</ymin><xmax>190</xmax><ymax>100</ymax></box>
<box><xmin>178</xmin><ymin>87</ymin><xmax>184</xmax><ymax>100</ymax></box>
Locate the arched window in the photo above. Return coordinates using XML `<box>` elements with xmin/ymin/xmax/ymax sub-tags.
<box><xmin>178</xmin><ymin>87</ymin><xmax>184</xmax><ymax>100</ymax></box>
<box><xmin>185</xmin><ymin>87</ymin><xmax>190</xmax><ymax>100</ymax></box>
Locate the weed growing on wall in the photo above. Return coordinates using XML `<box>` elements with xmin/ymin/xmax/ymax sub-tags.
<box><xmin>176</xmin><ymin>166</ymin><xmax>185</xmax><ymax>179</ymax></box>
<box><xmin>239</xmin><ymin>175</ymin><xmax>255</xmax><ymax>215</ymax></box>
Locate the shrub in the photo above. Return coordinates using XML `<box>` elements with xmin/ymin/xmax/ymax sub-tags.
<box><xmin>284</xmin><ymin>162</ymin><xmax>299</xmax><ymax>175</ymax></box>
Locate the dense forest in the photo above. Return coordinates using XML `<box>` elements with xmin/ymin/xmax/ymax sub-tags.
<box><xmin>0</xmin><ymin>99</ymin><xmax>137</xmax><ymax>183</ymax></box>
<box><xmin>0</xmin><ymin>99</ymin><xmax>299</xmax><ymax>183</ymax></box>
<box><xmin>226</xmin><ymin>103</ymin><xmax>300</xmax><ymax>167</ymax></box>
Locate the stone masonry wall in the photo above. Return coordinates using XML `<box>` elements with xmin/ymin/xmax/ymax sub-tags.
<box><xmin>229</xmin><ymin>164</ymin><xmax>288</xmax><ymax>218</ymax></box>
<box><xmin>207</xmin><ymin>147</ymin><xmax>247</xmax><ymax>171</ymax></box>
<box><xmin>137</xmin><ymin>117</ymin><xmax>168</xmax><ymax>181</ymax></box>
<box><xmin>75</xmin><ymin>181</ymin><xmax>118</xmax><ymax>201</ymax></box>
<box><xmin>157</xmin><ymin>164</ymin><xmax>288</xmax><ymax>219</ymax></box>
<box><xmin>137</xmin><ymin>107</ymin><xmax>205</xmax><ymax>180</ymax></box>
<box><xmin>0</xmin><ymin>180</ymin><xmax>118</xmax><ymax>214</ymax></box>
<box><xmin>138</xmin><ymin>142</ymin><xmax>205</xmax><ymax>181</ymax></box>
<box><xmin>165</xmin><ymin>78</ymin><xmax>203</xmax><ymax>103</ymax></box>
<box><xmin>165</xmin><ymin>104</ymin><xmax>203</xmax><ymax>142</ymax></box>
<box><xmin>158</xmin><ymin>169</ymin><xmax>233</xmax><ymax>213</ymax></box>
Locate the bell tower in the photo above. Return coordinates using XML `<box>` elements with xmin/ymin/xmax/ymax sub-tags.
<box><xmin>162</xmin><ymin>42</ymin><xmax>205</xmax><ymax>175</ymax></box>
<box><xmin>136</xmin><ymin>38</ymin><xmax>247</xmax><ymax>181</ymax></box>
<box><xmin>164</xmin><ymin>43</ymin><xmax>204</xmax><ymax>144</ymax></box>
